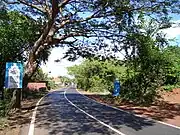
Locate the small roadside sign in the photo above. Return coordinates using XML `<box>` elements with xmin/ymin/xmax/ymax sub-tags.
<box><xmin>5</xmin><ymin>62</ymin><xmax>23</xmax><ymax>88</ymax></box>
<box><xmin>113</xmin><ymin>78</ymin><xmax>120</xmax><ymax>96</ymax></box>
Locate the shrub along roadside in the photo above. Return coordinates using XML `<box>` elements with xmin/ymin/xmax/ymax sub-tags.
<box><xmin>68</xmin><ymin>44</ymin><xmax>180</xmax><ymax>105</ymax></box>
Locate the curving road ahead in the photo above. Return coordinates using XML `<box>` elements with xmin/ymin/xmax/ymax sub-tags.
<box><xmin>26</xmin><ymin>87</ymin><xmax>180</xmax><ymax>135</ymax></box>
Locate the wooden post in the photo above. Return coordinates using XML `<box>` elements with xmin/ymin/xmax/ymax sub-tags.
<box><xmin>15</xmin><ymin>88</ymin><xmax>21</xmax><ymax>109</ymax></box>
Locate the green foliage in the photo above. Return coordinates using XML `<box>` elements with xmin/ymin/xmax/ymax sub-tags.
<box><xmin>157</xmin><ymin>46</ymin><xmax>180</xmax><ymax>92</ymax></box>
<box><xmin>0</xmin><ymin>101</ymin><xmax>7</xmax><ymax>117</ymax></box>
<box><xmin>121</xmin><ymin>32</ymin><xmax>170</xmax><ymax>104</ymax></box>
<box><xmin>68</xmin><ymin>17</ymin><xmax>180</xmax><ymax>104</ymax></box>
<box><xmin>31</xmin><ymin>68</ymin><xmax>48</xmax><ymax>82</ymax></box>
<box><xmin>0</xmin><ymin>89</ymin><xmax>13</xmax><ymax>117</ymax></box>
<box><xmin>162</xmin><ymin>85</ymin><xmax>180</xmax><ymax>92</ymax></box>
<box><xmin>163</xmin><ymin>46</ymin><xmax>180</xmax><ymax>85</ymax></box>
<box><xmin>47</xmin><ymin>80</ymin><xmax>58</xmax><ymax>90</ymax></box>
<box><xmin>0</xmin><ymin>10</ymin><xmax>40</xmax><ymax>101</ymax></box>
<box><xmin>58</xmin><ymin>76</ymin><xmax>72</xmax><ymax>85</ymax></box>
<box><xmin>0</xmin><ymin>10</ymin><xmax>39</xmax><ymax>62</ymax></box>
<box><xmin>0</xmin><ymin>117</ymin><xmax>8</xmax><ymax>130</ymax></box>
<box><xmin>68</xmin><ymin>59</ymin><xmax>126</xmax><ymax>93</ymax></box>
<box><xmin>121</xmin><ymin>73</ymin><xmax>162</xmax><ymax>104</ymax></box>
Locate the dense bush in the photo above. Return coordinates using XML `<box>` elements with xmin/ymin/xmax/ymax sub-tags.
<box><xmin>163</xmin><ymin>46</ymin><xmax>180</xmax><ymax>86</ymax></box>
<box><xmin>120</xmin><ymin>33</ymin><xmax>170</xmax><ymax>103</ymax></box>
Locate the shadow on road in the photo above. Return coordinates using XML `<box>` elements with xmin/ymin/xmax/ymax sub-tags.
<box><xmin>34</xmin><ymin>90</ymin><xmax>157</xmax><ymax>135</ymax></box>
<box><xmin>35</xmin><ymin>91</ymin><xmax>118</xmax><ymax>135</ymax></box>
<box><xmin>66</xmin><ymin>93</ymin><xmax>156</xmax><ymax>131</ymax></box>
<box><xmin>86</xmin><ymin>94</ymin><xmax>180</xmax><ymax>122</ymax></box>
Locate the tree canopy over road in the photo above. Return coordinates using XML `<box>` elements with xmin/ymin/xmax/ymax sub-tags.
<box><xmin>0</xmin><ymin>0</ymin><xmax>180</xmax><ymax>109</ymax></box>
<box><xmin>0</xmin><ymin>2</ymin><xmax>180</xmax><ymax>134</ymax></box>
<box><xmin>1</xmin><ymin>0</ymin><xmax>179</xmax><ymax>80</ymax></box>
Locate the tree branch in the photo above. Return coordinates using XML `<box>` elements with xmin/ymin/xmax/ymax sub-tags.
<box><xmin>17</xmin><ymin>0</ymin><xmax>46</xmax><ymax>13</ymax></box>
<box><xmin>44</xmin><ymin>0</ymin><xmax>50</xmax><ymax>12</ymax></box>
<box><xmin>48</xmin><ymin>33</ymin><xmax>85</xmax><ymax>45</ymax></box>
<box><xmin>51</xmin><ymin>39</ymin><xmax>78</xmax><ymax>46</ymax></box>
<box><xmin>59</xmin><ymin>0</ymin><xmax>70</xmax><ymax>8</ymax></box>
<box><xmin>4</xmin><ymin>0</ymin><xmax>19</xmax><ymax>4</ymax></box>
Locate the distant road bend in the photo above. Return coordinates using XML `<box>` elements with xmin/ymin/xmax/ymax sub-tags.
<box><xmin>28</xmin><ymin>87</ymin><xmax>180</xmax><ymax>135</ymax></box>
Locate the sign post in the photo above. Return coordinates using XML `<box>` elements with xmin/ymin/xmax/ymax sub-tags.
<box><xmin>113</xmin><ymin>78</ymin><xmax>120</xmax><ymax>96</ymax></box>
<box><xmin>5</xmin><ymin>62</ymin><xmax>23</xmax><ymax>88</ymax></box>
<box><xmin>4</xmin><ymin>62</ymin><xmax>23</xmax><ymax>108</ymax></box>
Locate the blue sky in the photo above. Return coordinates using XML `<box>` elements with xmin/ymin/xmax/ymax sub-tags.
<box><xmin>171</xmin><ymin>14</ymin><xmax>180</xmax><ymax>21</ymax></box>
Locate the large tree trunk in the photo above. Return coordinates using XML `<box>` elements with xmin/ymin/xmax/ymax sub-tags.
<box><xmin>16</xmin><ymin>16</ymin><xmax>56</xmax><ymax>108</ymax></box>
<box><xmin>24</xmin><ymin>52</ymin><xmax>38</xmax><ymax>84</ymax></box>
<box><xmin>22</xmin><ymin>51</ymin><xmax>39</xmax><ymax>100</ymax></box>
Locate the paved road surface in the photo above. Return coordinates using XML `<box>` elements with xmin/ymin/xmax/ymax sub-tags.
<box><xmin>25</xmin><ymin>88</ymin><xmax>180</xmax><ymax>135</ymax></box>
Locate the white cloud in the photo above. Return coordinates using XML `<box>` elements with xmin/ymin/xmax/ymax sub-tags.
<box><xmin>163</xmin><ymin>20</ymin><xmax>180</xmax><ymax>39</ymax></box>
<box><xmin>163</xmin><ymin>27</ymin><xmax>180</xmax><ymax>39</ymax></box>
<box><xmin>41</xmin><ymin>47</ymin><xmax>83</xmax><ymax>78</ymax></box>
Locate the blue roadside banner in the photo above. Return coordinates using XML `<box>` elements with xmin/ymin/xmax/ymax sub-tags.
<box><xmin>113</xmin><ymin>79</ymin><xmax>120</xmax><ymax>96</ymax></box>
<box><xmin>5</xmin><ymin>62</ymin><xmax>23</xmax><ymax>88</ymax></box>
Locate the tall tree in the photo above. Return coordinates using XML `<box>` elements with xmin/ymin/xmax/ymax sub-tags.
<box><xmin>3</xmin><ymin>0</ymin><xmax>179</xmax><ymax>83</ymax></box>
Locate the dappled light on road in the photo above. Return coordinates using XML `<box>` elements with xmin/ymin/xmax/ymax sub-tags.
<box><xmin>31</xmin><ymin>88</ymin><xmax>180</xmax><ymax>135</ymax></box>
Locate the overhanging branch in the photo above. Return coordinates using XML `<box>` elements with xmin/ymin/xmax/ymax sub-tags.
<box><xmin>16</xmin><ymin>0</ymin><xmax>46</xmax><ymax>13</ymax></box>
<box><xmin>4</xmin><ymin>0</ymin><xmax>19</xmax><ymax>4</ymax></box>
<box><xmin>47</xmin><ymin>33</ymin><xmax>85</xmax><ymax>46</ymax></box>
<box><xmin>59</xmin><ymin>0</ymin><xmax>70</xmax><ymax>8</ymax></box>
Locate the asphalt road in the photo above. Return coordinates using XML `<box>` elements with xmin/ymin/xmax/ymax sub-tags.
<box><xmin>30</xmin><ymin>87</ymin><xmax>180</xmax><ymax>135</ymax></box>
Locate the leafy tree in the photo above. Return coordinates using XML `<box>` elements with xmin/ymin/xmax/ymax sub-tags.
<box><xmin>2</xmin><ymin>0</ymin><xmax>179</xmax><ymax>82</ymax></box>
<box><xmin>0</xmin><ymin>9</ymin><xmax>40</xmax><ymax>108</ymax></box>
<box><xmin>0</xmin><ymin>9</ymin><xmax>40</xmax><ymax>82</ymax></box>
<box><xmin>0</xmin><ymin>10</ymin><xmax>39</xmax><ymax>62</ymax></box>
<box><xmin>30</xmin><ymin>68</ymin><xmax>48</xmax><ymax>82</ymax></box>
<box><xmin>68</xmin><ymin>17</ymin><xmax>177</xmax><ymax>104</ymax></box>
<box><xmin>121</xmin><ymin>21</ymin><xmax>171</xmax><ymax>104</ymax></box>
<box><xmin>58</xmin><ymin>76</ymin><xmax>72</xmax><ymax>85</ymax></box>
<box><xmin>68</xmin><ymin>59</ymin><xmax>126</xmax><ymax>92</ymax></box>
